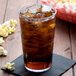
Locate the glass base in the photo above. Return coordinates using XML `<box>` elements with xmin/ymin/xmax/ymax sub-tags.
<box><xmin>25</xmin><ymin>66</ymin><xmax>51</xmax><ymax>72</ymax></box>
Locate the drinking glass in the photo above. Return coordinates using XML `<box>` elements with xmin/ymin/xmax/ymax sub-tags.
<box><xmin>19</xmin><ymin>4</ymin><xmax>57</xmax><ymax>72</ymax></box>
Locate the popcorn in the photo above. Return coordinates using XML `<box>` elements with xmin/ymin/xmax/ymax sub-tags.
<box><xmin>0</xmin><ymin>46</ymin><xmax>7</xmax><ymax>56</ymax></box>
<box><xmin>61</xmin><ymin>0</ymin><xmax>70</xmax><ymax>3</ymax></box>
<box><xmin>0</xmin><ymin>28</ymin><xmax>7</xmax><ymax>37</ymax></box>
<box><xmin>50</xmin><ymin>1</ymin><xmax>56</xmax><ymax>7</ymax></box>
<box><xmin>3</xmin><ymin>62</ymin><xmax>15</xmax><ymax>71</ymax></box>
<box><xmin>62</xmin><ymin>2</ymin><xmax>71</xmax><ymax>13</ymax></box>
<box><xmin>3</xmin><ymin>21</ymin><xmax>10</xmax><ymax>27</ymax></box>
<box><xmin>71</xmin><ymin>4</ymin><xmax>76</xmax><ymax>12</ymax></box>
<box><xmin>0</xmin><ymin>19</ymin><xmax>17</xmax><ymax>37</ymax></box>
<box><xmin>48</xmin><ymin>0</ymin><xmax>70</xmax><ymax>3</ymax></box>
<box><xmin>10</xmin><ymin>27</ymin><xmax>16</xmax><ymax>33</ymax></box>
<box><xmin>10</xmin><ymin>19</ymin><xmax>17</xmax><ymax>27</ymax></box>
<box><xmin>56</xmin><ymin>1</ymin><xmax>64</xmax><ymax>9</ymax></box>
<box><xmin>0</xmin><ymin>37</ymin><xmax>5</xmax><ymax>45</ymax></box>
<box><xmin>71</xmin><ymin>9</ymin><xmax>76</xmax><ymax>14</ymax></box>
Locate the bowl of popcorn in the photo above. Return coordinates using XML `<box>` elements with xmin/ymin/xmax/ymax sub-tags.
<box><xmin>42</xmin><ymin>0</ymin><xmax>76</xmax><ymax>24</ymax></box>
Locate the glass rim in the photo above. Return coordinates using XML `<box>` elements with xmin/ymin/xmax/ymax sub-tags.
<box><xmin>18</xmin><ymin>4</ymin><xmax>57</xmax><ymax>21</ymax></box>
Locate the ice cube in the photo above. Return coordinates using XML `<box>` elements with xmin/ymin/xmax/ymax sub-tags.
<box><xmin>42</xmin><ymin>4</ymin><xmax>52</xmax><ymax>12</ymax></box>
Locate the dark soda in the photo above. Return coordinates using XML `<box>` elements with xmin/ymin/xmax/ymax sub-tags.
<box><xmin>19</xmin><ymin>4</ymin><xmax>56</xmax><ymax>71</ymax></box>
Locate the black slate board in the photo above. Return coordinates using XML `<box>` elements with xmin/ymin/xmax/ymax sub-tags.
<box><xmin>1</xmin><ymin>54</ymin><xmax>76</xmax><ymax>76</ymax></box>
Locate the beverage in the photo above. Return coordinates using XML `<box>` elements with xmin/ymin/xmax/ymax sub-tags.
<box><xmin>19</xmin><ymin>4</ymin><xmax>56</xmax><ymax>72</ymax></box>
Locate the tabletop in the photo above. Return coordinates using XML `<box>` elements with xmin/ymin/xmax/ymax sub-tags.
<box><xmin>0</xmin><ymin>0</ymin><xmax>76</xmax><ymax>76</ymax></box>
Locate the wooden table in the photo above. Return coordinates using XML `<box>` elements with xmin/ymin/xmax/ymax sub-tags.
<box><xmin>0</xmin><ymin>0</ymin><xmax>76</xmax><ymax>76</ymax></box>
